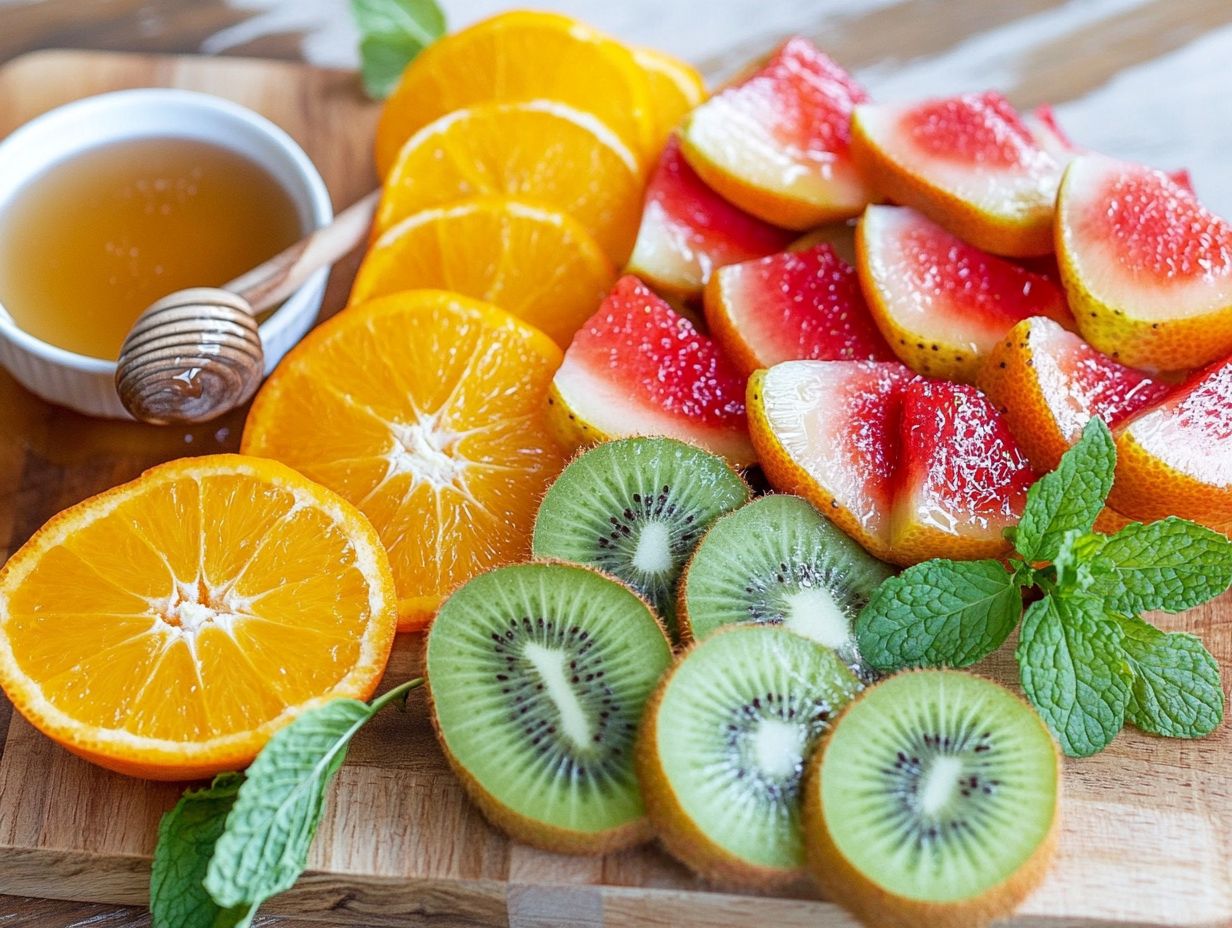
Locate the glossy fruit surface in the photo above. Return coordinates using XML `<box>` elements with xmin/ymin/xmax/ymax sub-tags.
<box><xmin>852</xmin><ymin>92</ymin><xmax>1062</xmax><ymax>257</ymax></box>
<box><xmin>350</xmin><ymin>197</ymin><xmax>614</xmax><ymax>349</ymax></box>
<box><xmin>749</xmin><ymin>360</ymin><xmax>1034</xmax><ymax>564</ymax></box>
<box><xmin>626</xmin><ymin>137</ymin><xmax>793</xmax><ymax>298</ymax></box>
<box><xmin>857</xmin><ymin>205</ymin><xmax>1072</xmax><ymax>382</ymax></box>
<box><xmin>244</xmin><ymin>291</ymin><xmax>566</xmax><ymax>630</ymax></box>
<box><xmin>1109</xmin><ymin>355</ymin><xmax>1232</xmax><ymax>526</ymax></box>
<box><xmin>704</xmin><ymin>243</ymin><xmax>893</xmax><ymax>377</ymax></box>
<box><xmin>634</xmin><ymin>46</ymin><xmax>706</xmax><ymax>150</ymax></box>
<box><xmin>549</xmin><ymin>275</ymin><xmax>755</xmax><ymax>465</ymax></box>
<box><xmin>1056</xmin><ymin>153</ymin><xmax>1232</xmax><ymax>371</ymax></box>
<box><xmin>0</xmin><ymin>455</ymin><xmax>398</xmax><ymax>779</ymax></box>
<box><xmin>978</xmin><ymin>316</ymin><xmax>1170</xmax><ymax>472</ymax></box>
<box><xmin>376</xmin><ymin>101</ymin><xmax>644</xmax><ymax>263</ymax></box>
<box><xmin>680</xmin><ymin>37</ymin><xmax>872</xmax><ymax>229</ymax></box>
<box><xmin>374</xmin><ymin>11</ymin><xmax>653</xmax><ymax>175</ymax></box>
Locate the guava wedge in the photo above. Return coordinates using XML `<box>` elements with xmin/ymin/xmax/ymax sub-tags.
<box><xmin>626</xmin><ymin>137</ymin><xmax>794</xmax><ymax>298</ymax></box>
<box><xmin>748</xmin><ymin>360</ymin><xmax>1034</xmax><ymax>564</ymax></box>
<box><xmin>1056</xmin><ymin>153</ymin><xmax>1232</xmax><ymax>371</ymax></box>
<box><xmin>679</xmin><ymin>37</ymin><xmax>872</xmax><ymax>229</ymax></box>
<box><xmin>978</xmin><ymin>315</ymin><xmax>1170</xmax><ymax>473</ymax></box>
<box><xmin>1109</xmin><ymin>354</ymin><xmax>1232</xmax><ymax>526</ymax></box>
<box><xmin>703</xmin><ymin>243</ymin><xmax>894</xmax><ymax>377</ymax></box>
<box><xmin>856</xmin><ymin>205</ymin><xmax>1072</xmax><ymax>383</ymax></box>
<box><xmin>851</xmin><ymin>92</ymin><xmax>1062</xmax><ymax>257</ymax></box>
<box><xmin>549</xmin><ymin>275</ymin><xmax>756</xmax><ymax>465</ymax></box>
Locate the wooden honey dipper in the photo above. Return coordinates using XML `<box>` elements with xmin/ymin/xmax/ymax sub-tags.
<box><xmin>115</xmin><ymin>189</ymin><xmax>381</xmax><ymax>425</ymax></box>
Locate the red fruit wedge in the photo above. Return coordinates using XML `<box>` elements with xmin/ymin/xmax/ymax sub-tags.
<box><xmin>1057</xmin><ymin>153</ymin><xmax>1232</xmax><ymax>371</ymax></box>
<box><xmin>549</xmin><ymin>275</ymin><xmax>755</xmax><ymax>464</ymax></box>
<box><xmin>679</xmin><ymin>37</ymin><xmax>873</xmax><ymax>229</ymax></box>
<box><xmin>851</xmin><ymin>92</ymin><xmax>1062</xmax><ymax>257</ymax></box>
<box><xmin>856</xmin><ymin>205</ymin><xmax>1072</xmax><ymax>383</ymax></box>
<box><xmin>626</xmin><ymin>137</ymin><xmax>794</xmax><ymax>298</ymax></box>
<box><xmin>978</xmin><ymin>315</ymin><xmax>1170</xmax><ymax>472</ymax></box>
<box><xmin>894</xmin><ymin>378</ymin><xmax>1036</xmax><ymax>563</ymax></box>
<box><xmin>1109</xmin><ymin>354</ymin><xmax>1232</xmax><ymax>526</ymax></box>
<box><xmin>748</xmin><ymin>360</ymin><xmax>1035</xmax><ymax>564</ymax></box>
<box><xmin>703</xmin><ymin>243</ymin><xmax>894</xmax><ymax>377</ymax></box>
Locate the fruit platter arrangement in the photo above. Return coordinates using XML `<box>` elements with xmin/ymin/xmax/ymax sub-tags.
<box><xmin>0</xmin><ymin>7</ymin><xmax>1230</xmax><ymax>928</ymax></box>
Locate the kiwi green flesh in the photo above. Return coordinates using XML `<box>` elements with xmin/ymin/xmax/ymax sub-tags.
<box><xmin>818</xmin><ymin>670</ymin><xmax>1059</xmax><ymax>903</ymax></box>
<box><xmin>654</xmin><ymin>626</ymin><xmax>862</xmax><ymax>870</ymax></box>
<box><xmin>683</xmin><ymin>494</ymin><xmax>893</xmax><ymax>676</ymax></box>
<box><xmin>532</xmin><ymin>437</ymin><xmax>750</xmax><ymax>633</ymax></box>
<box><xmin>427</xmin><ymin>562</ymin><xmax>672</xmax><ymax>837</ymax></box>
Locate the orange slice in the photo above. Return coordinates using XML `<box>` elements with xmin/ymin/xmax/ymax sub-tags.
<box><xmin>374</xmin><ymin>11</ymin><xmax>653</xmax><ymax>177</ymax></box>
<box><xmin>633</xmin><ymin>47</ymin><xmax>706</xmax><ymax>150</ymax></box>
<box><xmin>376</xmin><ymin>101</ymin><xmax>644</xmax><ymax>264</ymax></box>
<box><xmin>0</xmin><ymin>454</ymin><xmax>397</xmax><ymax>780</ymax></box>
<box><xmin>349</xmin><ymin>197</ymin><xmax>615</xmax><ymax>349</ymax></box>
<box><xmin>242</xmin><ymin>291</ymin><xmax>566</xmax><ymax>631</ymax></box>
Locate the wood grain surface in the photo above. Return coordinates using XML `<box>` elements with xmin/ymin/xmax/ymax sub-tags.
<box><xmin>0</xmin><ymin>4</ymin><xmax>1230</xmax><ymax>925</ymax></box>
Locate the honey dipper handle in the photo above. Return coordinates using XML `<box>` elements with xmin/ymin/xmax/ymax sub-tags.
<box><xmin>226</xmin><ymin>189</ymin><xmax>381</xmax><ymax>313</ymax></box>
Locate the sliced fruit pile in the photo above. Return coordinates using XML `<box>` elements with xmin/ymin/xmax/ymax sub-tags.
<box><xmin>0</xmin><ymin>455</ymin><xmax>398</xmax><ymax>779</ymax></box>
<box><xmin>749</xmin><ymin>360</ymin><xmax>1036</xmax><ymax>565</ymax></box>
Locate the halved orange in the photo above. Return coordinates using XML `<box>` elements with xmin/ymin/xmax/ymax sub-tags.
<box><xmin>633</xmin><ymin>46</ymin><xmax>706</xmax><ymax>151</ymax></box>
<box><xmin>376</xmin><ymin>101</ymin><xmax>644</xmax><ymax>263</ymax></box>
<box><xmin>242</xmin><ymin>291</ymin><xmax>566</xmax><ymax>631</ymax></box>
<box><xmin>0</xmin><ymin>454</ymin><xmax>398</xmax><ymax>780</ymax></box>
<box><xmin>349</xmin><ymin>197</ymin><xmax>615</xmax><ymax>349</ymax></box>
<box><xmin>374</xmin><ymin>11</ymin><xmax>653</xmax><ymax>177</ymax></box>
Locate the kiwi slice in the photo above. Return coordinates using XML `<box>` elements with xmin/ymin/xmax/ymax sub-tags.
<box><xmin>637</xmin><ymin>625</ymin><xmax>862</xmax><ymax>887</ymax></box>
<box><xmin>426</xmin><ymin>562</ymin><xmax>672</xmax><ymax>853</ymax></box>
<box><xmin>532</xmin><ymin>437</ymin><xmax>750</xmax><ymax>633</ymax></box>
<box><xmin>679</xmin><ymin>494</ymin><xmax>893</xmax><ymax>676</ymax></box>
<box><xmin>804</xmin><ymin>670</ymin><xmax>1060</xmax><ymax>928</ymax></box>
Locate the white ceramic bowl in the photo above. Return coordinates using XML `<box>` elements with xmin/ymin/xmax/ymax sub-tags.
<box><xmin>0</xmin><ymin>89</ymin><xmax>333</xmax><ymax>419</ymax></box>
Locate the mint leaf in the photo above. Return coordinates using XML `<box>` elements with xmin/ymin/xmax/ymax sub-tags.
<box><xmin>204</xmin><ymin>680</ymin><xmax>420</xmax><ymax>911</ymax></box>
<box><xmin>1014</xmin><ymin>419</ymin><xmax>1116</xmax><ymax>562</ymax></box>
<box><xmin>150</xmin><ymin>774</ymin><xmax>255</xmax><ymax>928</ymax></box>
<box><xmin>1016</xmin><ymin>593</ymin><xmax>1132</xmax><ymax>757</ymax></box>
<box><xmin>1112</xmin><ymin>614</ymin><xmax>1225</xmax><ymax>738</ymax></box>
<box><xmin>1088</xmin><ymin>517</ymin><xmax>1232</xmax><ymax>614</ymax></box>
<box><xmin>856</xmin><ymin>559</ymin><xmax>1022</xmax><ymax>670</ymax></box>
<box><xmin>351</xmin><ymin>0</ymin><xmax>446</xmax><ymax>99</ymax></box>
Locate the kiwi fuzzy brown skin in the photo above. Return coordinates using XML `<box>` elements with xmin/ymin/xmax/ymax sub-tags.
<box><xmin>425</xmin><ymin>560</ymin><xmax>671</xmax><ymax>855</ymax></box>
<box><xmin>634</xmin><ymin>628</ymin><xmax>812</xmax><ymax>890</ymax></box>
<box><xmin>801</xmin><ymin>670</ymin><xmax>1062</xmax><ymax>928</ymax></box>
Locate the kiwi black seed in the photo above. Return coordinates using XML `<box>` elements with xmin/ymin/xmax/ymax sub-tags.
<box><xmin>425</xmin><ymin>562</ymin><xmax>673</xmax><ymax>854</ymax></box>
<box><xmin>679</xmin><ymin>494</ymin><xmax>893</xmax><ymax>678</ymax></box>
<box><xmin>532</xmin><ymin>437</ymin><xmax>750</xmax><ymax>634</ymax></box>
<box><xmin>636</xmin><ymin>625</ymin><xmax>862</xmax><ymax>887</ymax></box>
<box><xmin>804</xmin><ymin>669</ymin><xmax>1061</xmax><ymax>928</ymax></box>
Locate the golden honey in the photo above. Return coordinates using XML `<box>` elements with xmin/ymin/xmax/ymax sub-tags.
<box><xmin>0</xmin><ymin>136</ymin><xmax>302</xmax><ymax>360</ymax></box>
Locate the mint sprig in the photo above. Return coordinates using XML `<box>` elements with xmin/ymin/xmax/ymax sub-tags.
<box><xmin>150</xmin><ymin>679</ymin><xmax>422</xmax><ymax>927</ymax></box>
<box><xmin>855</xmin><ymin>418</ymin><xmax>1230</xmax><ymax>757</ymax></box>
<box><xmin>351</xmin><ymin>0</ymin><xmax>446</xmax><ymax>99</ymax></box>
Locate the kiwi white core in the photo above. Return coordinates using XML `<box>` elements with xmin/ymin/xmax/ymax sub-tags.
<box><xmin>631</xmin><ymin>520</ymin><xmax>673</xmax><ymax>573</ymax></box>
<box><xmin>782</xmin><ymin>587</ymin><xmax>851</xmax><ymax>648</ymax></box>
<box><xmin>918</xmin><ymin>755</ymin><xmax>963</xmax><ymax>816</ymax></box>
<box><xmin>752</xmin><ymin>718</ymin><xmax>808</xmax><ymax>780</ymax></box>
<box><xmin>524</xmin><ymin>642</ymin><xmax>592</xmax><ymax>750</ymax></box>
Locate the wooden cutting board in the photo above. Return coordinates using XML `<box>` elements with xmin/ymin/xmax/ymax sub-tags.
<box><xmin>0</xmin><ymin>49</ymin><xmax>1228</xmax><ymax>928</ymax></box>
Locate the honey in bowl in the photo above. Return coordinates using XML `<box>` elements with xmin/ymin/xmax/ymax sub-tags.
<box><xmin>0</xmin><ymin>136</ymin><xmax>303</xmax><ymax>360</ymax></box>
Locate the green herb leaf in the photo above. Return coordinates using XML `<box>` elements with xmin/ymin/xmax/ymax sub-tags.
<box><xmin>1016</xmin><ymin>593</ymin><xmax>1132</xmax><ymax>757</ymax></box>
<box><xmin>351</xmin><ymin>0</ymin><xmax>446</xmax><ymax>99</ymax></box>
<box><xmin>1087</xmin><ymin>517</ymin><xmax>1232</xmax><ymax>614</ymax></box>
<box><xmin>1112</xmin><ymin>614</ymin><xmax>1225</xmax><ymax>738</ymax></box>
<box><xmin>1014</xmin><ymin>419</ymin><xmax>1116</xmax><ymax>563</ymax></box>
<box><xmin>856</xmin><ymin>559</ymin><xmax>1022</xmax><ymax>670</ymax></box>
<box><xmin>150</xmin><ymin>773</ymin><xmax>255</xmax><ymax>928</ymax></box>
<box><xmin>204</xmin><ymin>680</ymin><xmax>420</xmax><ymax>910</ymax></box>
